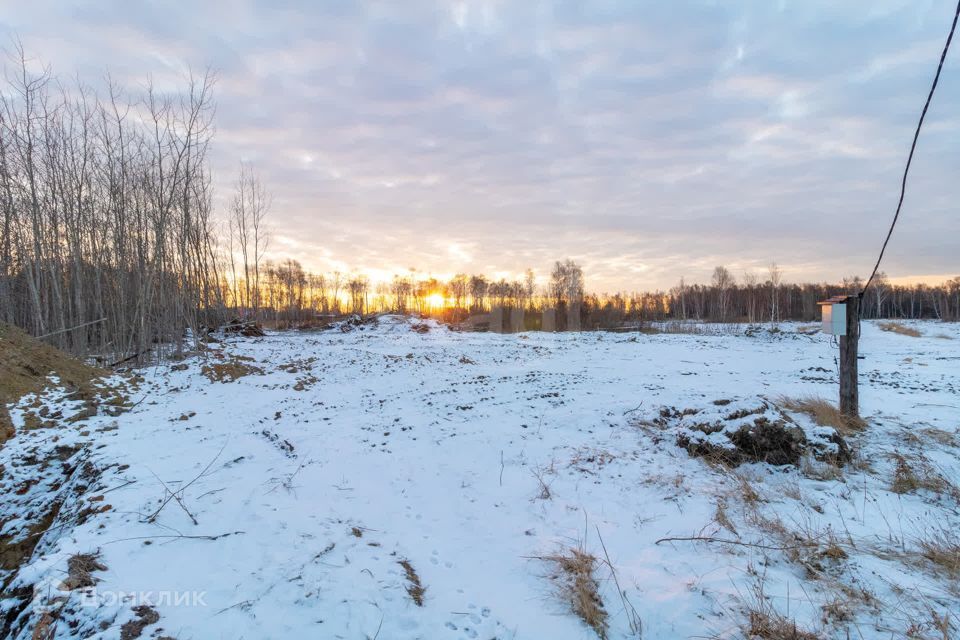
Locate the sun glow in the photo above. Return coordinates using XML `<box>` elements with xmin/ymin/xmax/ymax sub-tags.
<box><xmin>426</xmin><ymin>293</ymin><xmax>447</xmax><ymax>309</ymax></box>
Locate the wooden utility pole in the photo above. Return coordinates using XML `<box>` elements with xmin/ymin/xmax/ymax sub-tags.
<box><xmin>838</xmin><ymin>296</ymin><xmax>860</xmax><ymax>417</ymax></box>
<box><xmin>819</xmin><ymin>294</ymin><xmax>860</xmax><ymax>418</ymax></box>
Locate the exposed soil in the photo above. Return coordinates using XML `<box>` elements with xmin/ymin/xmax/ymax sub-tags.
<box><xmin>0</xmin><ymin>323</ymin><xmax>103</xmax><ymax>447</ymax></box>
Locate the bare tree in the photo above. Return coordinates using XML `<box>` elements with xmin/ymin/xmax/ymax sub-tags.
<box><xmin>711</xmin><ymin>266</ymin><xmax>734</xmax><ymax>321</ymax></box>
<box><xmin>230</xmin><ymin>163</ymin><xmax>270</xmax><ymax>316</ymax></box>
<box><xmin>768</xmin><ymin>262</ymin><xmax>782</xmax><ymax>325</ymax></box>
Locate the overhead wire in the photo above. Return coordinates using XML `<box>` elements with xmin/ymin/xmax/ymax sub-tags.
<box><xmin>860</xmin><ymin>0</ymin><xmax>960</xmax><ymax>298</ymax></box>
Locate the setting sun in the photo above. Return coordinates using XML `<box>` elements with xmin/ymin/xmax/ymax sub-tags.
<box><xmin>426</xmin><ymin>293</ymin><xmax>446</xmax><ymax>309</ymax></box>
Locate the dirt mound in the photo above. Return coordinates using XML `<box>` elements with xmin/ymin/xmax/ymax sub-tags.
<box><xmin>0</xmin><ymin>323</ymin><xmax>103</xmax><ymax>446</ymax></box>
<box><xmin>644</xmin><ymin>401</ymin><xmax>851</xmax><ymax>468</ymax></box>
<box><xmin>222</xmin><ymin>319</ymin><xmax>266</xmax><ymax>337</ymax></box>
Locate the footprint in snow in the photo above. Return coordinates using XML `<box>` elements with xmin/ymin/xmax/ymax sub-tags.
<box><xmin>429</xmin><ymin>550</ymin><xmax>453</xmax><ymax>568</ymax></box>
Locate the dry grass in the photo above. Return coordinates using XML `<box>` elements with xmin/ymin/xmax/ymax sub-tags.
<box><xmin>734</xmin><ymin>473</ymin><xmax>762</xmax><ymax>507</ymax></box>
<box><xmin>820</xmin><ymin>597</ymin><xmax>853</xmax><ymax>625</ymax></box>
<box><xmin>748</xmin><ymin>609</ymin><xmax>822</xmax><ymax>640</ymax></box>
<box><xmin>543</xmin><ymin>546</ymin><xmax>609</xmax><ymax>639</ymax></box>
<box><xmin>398</xmin><ymin>559</ymin><xmax>425</xmax><ymax>606</ymax></box>
<box><xmin>713</xmin><ymin>497</ymin><xmax>738</xmax><ymax>535</ymax></box>
<box><xmin>532</xmin><ymin>464</ymin><xmax>555</xmax><ymax>501</ymax></box>
<box><xmin>919</xmin><ymin>427</ymin><xmax>959</xmax><ymax>448</ymax></box>
<box><xmin>879</xmin><ymin>321</ymin><xmax>922</xmax><ymax>337</ymax></box>
<box><xmin>741</xmin><ymin>568</ymin><xmax>823</xmax><ymax>640</ymax></box>
<box><xmin>776</xmin><ymin>395</ymin><xmax>866</xmax><ymax>435</ymax></box>
<box><xmin>918</xmin><ymin>527</ymin><xmax>960</xmax><ymax>579</ymax></box>
<box><xmin>61</xmin><ymin>552</ymin><xmax>107</xmax><ymax>590</ymax></box>
<box><xmin>890</xmin><ymin>455</ymin><xmax>959</xmax><ymax>500</ymax></box>
<box><xmin>800</xmin><ymin>456</ymin><xmax>845</xmax><ymax>482</ymax></box>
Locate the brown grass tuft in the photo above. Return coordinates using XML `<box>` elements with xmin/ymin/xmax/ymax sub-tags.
<box><xmin>544</xmin><ymin>546</ymin><xmax>609</xmax><ymax>639</ymax></box>
<box><xmin>776</xmin><ymin>395</ymin><xmax>866</xmax><ymax>435</ymax></box>
<box><xmin>398</xmin><ymin>559</ymin><xmax>425</xmax><ymax>606</ymax></box>
<box><xmin>890</xmin><ymin>455</ymin><xmax>959</xmax><ymax>500</ymax></box>
<box><xmin>820</xmin><ymin>597</ymin><xmax>853</xmax><ymax>625</ymax></box>
<box><xmin>918</xmin><ymin>527</ymin><xmax>960</xmax><ymax>579</ymax></box>
<box><xmin>61</xmin><ymin>552</ymin><xmax>107</xmax><ymax>590</ymax></box>
<box><xmin>920</xmin><ymin>427</ymin><xmax>959</xmax><ymax>448</ymax></box>
<box><xmin>747</xmin><ymin>607</ymin><xmax>821</xmax><ymax>640</ymax></box>
<box><xmin>713</xmin><ymin>497</ymin><xmax>738</xmax><ymax>535</ymax></box>
<box><xmin>878</xmin><ymin>321</ymin><xmax>921</xmax><ymax>337</ymax></box>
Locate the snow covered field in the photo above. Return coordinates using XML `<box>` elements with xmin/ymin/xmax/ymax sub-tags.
<box><xmin>2</xmin><ymin>317</ymin><xmax>959</xmax><ymax>639</ymax></box>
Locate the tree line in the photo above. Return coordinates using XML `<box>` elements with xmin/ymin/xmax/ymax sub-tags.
<box><xmin>217</xmin><ymin>258</ymin><xmax>960</xmax><ymax>328</ymax></box>
<box><xmin>2</xmin><ymin>48</ymin><xmax>957</xmax><ymax>364</ymax></box>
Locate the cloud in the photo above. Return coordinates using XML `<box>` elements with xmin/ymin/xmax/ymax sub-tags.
<box><xmin>1</xmin><ymin>0</ymin><xmax>957</xmax><ymax>291</ymax></box>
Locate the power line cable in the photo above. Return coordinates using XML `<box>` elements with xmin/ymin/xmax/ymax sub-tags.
<box><xmin>860</xmin><ymin>0</ymin><xmax>960</xmax><ymax>297</ymax></box>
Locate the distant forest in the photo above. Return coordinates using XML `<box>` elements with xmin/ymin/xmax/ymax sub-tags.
<box><xmin>219</xmin><ymin>259</ymin><xmax>960</xmax><ymax>330</ymax></box>
<box><xmin>2</xmin><ymin>49</ymin><xmax>958</xmax><ymax>362</ymax></box>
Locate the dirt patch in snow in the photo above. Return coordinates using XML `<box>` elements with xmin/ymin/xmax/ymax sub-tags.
<box><xmin>0</xmin><ymin>323</ymin><xmax>103</xmax><ymax>447</ymax></box>
<box><xmin>201</xmin><ymin>354</ymin><xmax>264</xmax><ymax>383</ymax></box>
<box><xmin>120</xmin><ymin>605</ymin><xmax>160</xmax><ymax>640</ymax></box>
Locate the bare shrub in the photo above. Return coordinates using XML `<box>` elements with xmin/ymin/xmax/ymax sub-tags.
<box><xmin>532</xmin><ymin>464</ymin><xmax>555</xmax><ymax>501</ymax></box>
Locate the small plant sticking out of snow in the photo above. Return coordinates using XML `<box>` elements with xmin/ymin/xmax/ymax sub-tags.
<box><xmin>398</xmin><ymin>559</ymin><xmax>425</xmax><ymax>606</ymax></box>
<box><xmin>878</xmin><ymin>321</ymin><xmax>922</xmax><ymax>337</ymax></box>
<box><xmin>740</xmin><ymin>569</ymin><xmax>822</xmax><ymax>640</ymax></box>
<box><xmin>531</xmin><ymin>462</ymin><xmax>556</xmax><ymax>500</ymax></box>
<box><xmin>918</xmin><ymin>526</ymin><xmax>960</xmax><ymax>579</ymax></box>
<box><xmin>713</xmin><ymin>497</ymin><xmax>738</xmax><ymax>535</ymax></box>
<box><xmin>747</xmin><ymin>608</ymin><xmax>821</xmax><ymax>640</ymax></box>
<box><xmin>542</xmin><ymin>546</ymin><xmax>609</xmax><ymax>639</ymax></box>
<box><xmin>776</xmin><ymin>395</ymin><xmax>866</xmax><ymax>435</ymax></box>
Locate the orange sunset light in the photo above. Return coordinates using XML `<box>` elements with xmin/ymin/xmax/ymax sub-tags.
<box><xmin>426</xmin><ymin>293</ymin><xmax>447</xmax><ymax>309</ymax></box>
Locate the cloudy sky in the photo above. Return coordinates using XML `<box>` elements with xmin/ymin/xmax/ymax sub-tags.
<box><xmin>3</xmin><ymin>0</ymin><xmax>957</xmax><ymax>291</ymax></box>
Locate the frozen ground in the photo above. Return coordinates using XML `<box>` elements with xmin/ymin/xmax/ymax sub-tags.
<box><xmin>2</xmin><ymin>318</ymin><xmax>959</xmax><ymax>639</ymax></box>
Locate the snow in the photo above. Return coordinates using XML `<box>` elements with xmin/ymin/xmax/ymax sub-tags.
<box><xmin>2</xmin><ymin>318</ymin><xmax>959</xmax><ymax>639</ymax></box>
